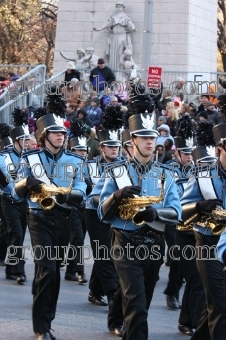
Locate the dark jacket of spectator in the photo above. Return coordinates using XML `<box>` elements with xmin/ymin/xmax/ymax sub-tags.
<box><xmin>90</xmin><ymin>65</ymin><xmax>115</xmax><ymax>91</ymax></box>
<box><xmin>64</xmin><ymin>69</ymin><xmax>80</xmax><ymax>83</ymax></box>
<box><xmin>86</xmin><ymin>105</ymin><xmax>102</xmax><ymax>127</ymax></box>
<box><xmin>199</xmin><ymin>109</ymin><xmax>222</xmax><ymax>126</ymax></box>
<box><xmin>77</xmin><ymin>108</ymin><xmax>94</xmax><ymax>128</ymax></box>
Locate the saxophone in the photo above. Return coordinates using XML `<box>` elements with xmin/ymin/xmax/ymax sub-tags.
<box><xmin>196</xmin><ymin>207</ymin><xmax>226</xmax><ymax>236</ymax></box>
<box><xmin>30</xmin><ymin>178</ymin><xmax>74</xmax><ymax>210</ymax></box>
<box><xmin>118</xmin><ymin>172</ymin><xmax>165</xmax><ymax>222</ymax></box>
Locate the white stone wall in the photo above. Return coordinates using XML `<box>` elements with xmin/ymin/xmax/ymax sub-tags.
<box><xmin>53</xmin><ymin>0</ymin><xmax>217</xmax><ymax>75</ymax></box>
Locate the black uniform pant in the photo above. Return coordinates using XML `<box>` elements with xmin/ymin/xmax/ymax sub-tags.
<box><xmin>164</xmin><ymin>223</ymin><xmax>184</xmax><ymax>298</ymax></box>
<box><xmin>111</xmin><ymin>228</ymin><xmax>165</xmax><ymax>340</ymax></box>
<box><xmin>1</xmin><ymin>196</ymin><xmax>27</xmax><ymax>276</ymax></box>
<box><xmin>191</xmin><ymin>231</ymin><xmax>226</xmax><ymax>340</ymax></box>
<box><xmin>176</xmin><ymin>231</ymin><xmax>206</xmax><ymax>329</ymax></box>
<box><xmin>28</xmin><ymin>208</ymin><xmax>70</xmax><ymax>334</ymax></box>
<box><xmin>0</xmin><ymin>197</ymin><xmax>8</xmax><ymax>261</ymax></box>
<box><xmin>66</xmin><ymin>207</ymin><xmax>85</xmax><ymax>274</ymax></box>
<box><xmin>86</xmin><ymin>209</ymin><xmax>118</xmax><ymax>299</ymax></box>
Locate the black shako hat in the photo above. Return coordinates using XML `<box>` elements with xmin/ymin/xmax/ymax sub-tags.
<box><xmin>174</xmin><ymin>136</ymin><xmax>194</xmax><ymax>154</ymax></box>
<box><xmin>128</xmin><ymin>112</ymin><xmax>158</xmax><ymax>137</ymax></box>
<box><xmin>192</xmin><ymin>121</ymin><xmax>216</xmax><ymax>163</ymax></box>
<box><xmin>9</xmin><ymin>125</ymin><xmax>31</xmax><ymax>142</ymax></box>
<box><xmin>0</xmin><ymin>123</ymin><xmax>13</xmax><ymax>150</ymax></box>
<box><xmin>70</xmin><ymin>136</ymin><xmax>88</xmax><ymax>151</ymax></box>
<box><xmin>1</xmin><ymin>136</ymin><xmax>13</xmax><ymax>149</ymax></box>
<box><xmin>36</xmin><ymin>114</ymin><xmax>67</xmax><ymax>134</ymax></box>
<box><xmin>121</xmin><ymin>129</ymin><xmax>132</xmax><ymax>147</ymax></box>
<box><xmin>213</xmin><ymin>122</ymin><xmax>226</xmax><ymax>146</ymax></box>
<box><xmin>192</xmin><ymin>146</ymin><xmax>217</xmax><ymax>163</ymax></box>
<box><xmin>98</xmin><ymin>129</ymin><xmax>121</xmax><ymax>147</ymax></box>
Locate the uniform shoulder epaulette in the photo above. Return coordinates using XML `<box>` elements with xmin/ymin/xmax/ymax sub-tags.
<box><xmin>0</xmin><ymin>149</ymin><xmax>10</xmax><ymax>155</ymax></box>
<box><xmin>22</xmin><ymin>148</ymin><xmax>42</xmax><ymax>157</ymax></box>
<box><xmin>64</xmin><ymin>149</ymin><xmax>84</xmax><ymax>161</ymax></box>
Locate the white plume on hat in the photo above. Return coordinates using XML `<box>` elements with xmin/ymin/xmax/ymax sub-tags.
<box><xmin>67</xmin><ymin>61</ymin><xmax>76</xmax><ymax>70</ymax></box>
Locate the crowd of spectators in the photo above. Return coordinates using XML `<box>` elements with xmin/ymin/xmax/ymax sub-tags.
<box><xmin>1</xmin><ymin>64</ymin><xmax>225</xmax><ymax>163</ymax></box>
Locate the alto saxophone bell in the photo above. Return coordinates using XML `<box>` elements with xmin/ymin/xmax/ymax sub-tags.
<box><xmin>30</xmin><ymin>177</ymin><xmax>74</xmax><ymax>210</ymax></box>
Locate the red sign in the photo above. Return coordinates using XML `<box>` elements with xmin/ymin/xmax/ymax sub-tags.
<box><xmin>147</xmin><ymin>67</ymin><xmax>162</xmax><ymax>89</ymax></box>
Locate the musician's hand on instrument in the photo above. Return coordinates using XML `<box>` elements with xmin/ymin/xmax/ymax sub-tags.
<box><xmin>196</xmin><ymin>199</ymin><xmax>223</xmax><ymax>213</ymax></box>
<box><xmin>114</xmin><ymin>186</ymin><xmax>141</xmax><ymax>201</ymax></box>
<box><xmin>27</xmin><ymin>177</ymin><xmax>43</xmax><ymax>193</ymax></box>
<box><xmin>133</xmin><ymin>207</ymin><xmax>158</xmax><ymax>225</ymax></box>
<box><xmin>56</xmin><ymin>193</ymin><xmax>70</xmax><ymax>204</ymax></box>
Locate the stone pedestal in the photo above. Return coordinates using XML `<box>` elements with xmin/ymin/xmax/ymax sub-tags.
<box><xmin>53</xmin><ymin>0</ymin><xmax>217</xmax><ymax>76</ymax></box>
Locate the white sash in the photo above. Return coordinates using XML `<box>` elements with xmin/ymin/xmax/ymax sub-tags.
<box><xmin>26</xmin><ymin>153</ymin><xmax>53</xmax><ymax>186</ymax></box>
<box><xmin>87</xmin><ymin>161</ymin><xmax>101</xmax><ymax>186</ymax></box>
<box><xmin>111</xmin><ymin>164</ymin><xmax>133</xmax><ymax>189</ymax></box>
<box><xmin>197</xmin><ymin>170</ymin><xmax>217</xmax><ymax>200</ymax></box>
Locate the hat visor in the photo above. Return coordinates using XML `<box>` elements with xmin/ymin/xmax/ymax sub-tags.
<box><xmin>46</xmin><ymin>126</ymin><xmax>67</xmax><ymax>133</ymax></box>
<box><xmin>101</xmin><ymin>141</ymin><xmax>121</xmax><ymax>146</ymax></box>
<box><xmin>124</xmin><ymin>141</ymin><xmax>132</xmax><ymax>147</ymax></box>
<box><xmin>178</xmin><ymin>147</ymin><xmax>194</xmax><ymax>154</ymax></box>
<box><xmin>16</xmin><ymin>134</ymin><xmax>31</xmax><ymax>140</ymax></box>
<box><xmin>132</xmin><ymin>130</ymin><xmax>159</xmax><ymax>137</ymax></box>
<box><xmin>197</xmin><ymin>156</ymin><xmax>218</xmax><ymax>163</ymax></box>
<box><xmin>71</xmin><ymin>146</ymin><xmax>87</xmax><ymax>151</ymax></box>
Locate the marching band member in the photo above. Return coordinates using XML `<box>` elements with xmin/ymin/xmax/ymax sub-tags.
<box><xmin>0</xmin><ymin>109</ymin><xmax>30</xmax><ymax>284</ymax></box>
<box><xmin>163</xmin><ymin>115</ymin><xmax>194</xmax><ymax>312</ymax></box>
<box><xmin>86</xmin><ymin>104</ymin><xmax>124</xmax><ymax>312</ymax></box>
<box><xmin>180</xmin><ymin>95</ymin><xmax>226</xmax><ymax>340</ymax></box>
<box><xmin>98</xmin><ymin>90</ymin><xmax>181</xmax><ymax>340</ymax></box>
<box><xmin>64</xmin><ymin>119</ymin><xmax>89</xmax><ymax>283</ymax></box>
<box><xmin>13</xmin><ymin>111</ymin><xmax>86</xmax><ymax>340</ymax></box>
<box><xmin>0</xmin><ymin>123</ymin><xmax>13</xmax><ymax>266</ymax></box>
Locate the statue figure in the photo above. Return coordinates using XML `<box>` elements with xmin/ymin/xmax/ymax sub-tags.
<box><xmin>119</xmin><ymin>47</ymin><xmax>140</xmax><ymax>83</ymax></box>
<box><xmin>60</xmin><ymin>48</ymin><xmax>90</xmax><ymax>69</ymax></box>
<box><xmin>93</xmin><ymin>1</ymin><xmax>136</xmax><ymax>81</ymax></box>
<box><xmin>85</xmin><ymin>47</ymin><xmax>100</xmax><ymax>69</ymax></box>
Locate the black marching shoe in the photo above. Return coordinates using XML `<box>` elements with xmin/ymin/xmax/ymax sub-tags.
<box><xmin>64</xmin><ymin>273</ymin><xmax>78</xmax><ymax>281</ymax></box>
<box><xmin>35</xmin><ymin>331</ymin><xmax>53</xmax><ymax>340</ymax></box>
<box><xmin>5</xmin><ymin>274</ymin><xmax>17</xmax><ymax>280</ymax></box>
<box><xmin>88</xmin><ymin>291</ymin><xmax>108</xmax><ymax>306</ymax></box>
<box><xmin>77</xmin><ymin>273</ymin><xmax>87</xmax><ymax>284</ymax></box>
<box><xmin>166</xmin><ymin>295</ymin><xmax>181</xmax><ymax>309</ymax></box>
<box><xmin>178</xmin><ymin>324</ymin><xmax>194</xmax><ymax>336</ymax></box>
<box><xmin>108</xmin><ymin>325</ymin><xmax>123</xmax><ymax>337</ymax></box>
<box><xmin>17</xmin><ymin>274</ymin><xmax>27</xmax><ymax>284</ymax></box>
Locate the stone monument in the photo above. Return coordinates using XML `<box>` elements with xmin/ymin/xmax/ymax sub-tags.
<box><xmin>53</xmin><ymin>0</ymin><xmax>217</xmax><ymax>81</ymax></box>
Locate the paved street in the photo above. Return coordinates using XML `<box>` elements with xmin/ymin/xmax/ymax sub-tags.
<box><xmin>0</xmin><ymin>231</ymin><xmax>187</xmax><ymax>340</ymax></box>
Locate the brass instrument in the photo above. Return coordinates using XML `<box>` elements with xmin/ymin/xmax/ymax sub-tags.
<box><xmin>177</xmin><ymin>213</ymin><xmax>199</xmax><ymax>232</ymax></box>
<box><xmin>196</xmin><ymin>207</ymin><xmax>226</xmax><ymax>236</ymax></box>
<box><xmin>30</xmin><ymin>178</ymin><xmax>74</xmax><ymax>210</ymax></box>
<box><xmin>118</xmin><ymin>174</ymin><xmax>165</xmax><ymax>224</ymax></box>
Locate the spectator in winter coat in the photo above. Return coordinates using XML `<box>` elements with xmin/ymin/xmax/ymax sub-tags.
<box><xmin>64</xmin><ymin>61</ymin><xmax>80</xmax><ymax>83</ymax></box>
<box><xmin>157</xmin><ymin>89</ymin><xmax>173</xmax><ymax>113</ymax></box>
<box><xmin>90</xmin><ymin>58</ymin><xmax>115</xmax><ymax>92</ymax></box>
<box><xmin>86</xmin><ymin>98</ymin><xmax>103</xmax><ymax>129</ymax></box>
<box><xmin>77</xmin><ymin>108</ymin><xmax>94</xmax><ymax>128</ymax></box>
<box><xmin>156</xmin><ymin>124</ymin><xmax>175</xmax><ymax>146</ymax></box>
<box><xmin>198</xmin><ymin>101</ymin><xmax>222</xmax><ymax>126</ymax></box>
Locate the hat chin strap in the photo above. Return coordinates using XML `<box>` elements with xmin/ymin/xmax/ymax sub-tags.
<box><xmin>133</xmin><ymin>138</ymin><xmax>149</xmax><ymax>159</ymax></box>
<box><xmin>125</xmin><ymin>145</ymin><xmax>133</xmax><ymax>159</ymax></box>
<box><xmin>17</xmin><ymin>139</ymin><xmax>27</xmax><ymax>154</ymax></box>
